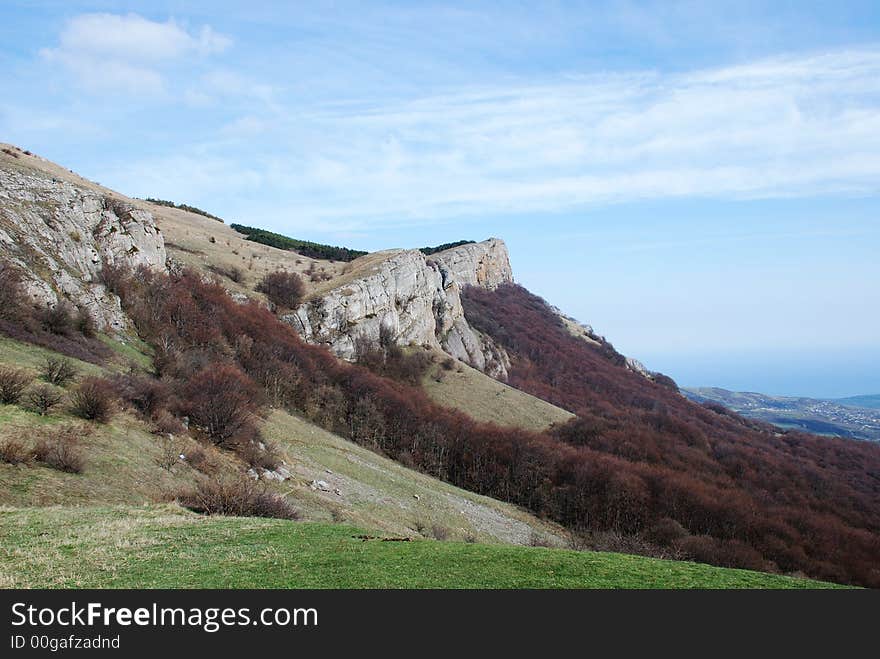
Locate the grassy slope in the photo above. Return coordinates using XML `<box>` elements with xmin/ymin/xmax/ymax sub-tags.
<box><xmin>265</xmin><ymin>411</ymin><xmax>565</xmax><ymax>544</ymax></box>
<box><xmin>0</xmin><ymin>335</ymin><xmax>565</xmax><ymax>545</ymax></box>
<box><xmin>0</xmin><ymin>505</ymin><xmax>842</xmax><ymax>589</ymax></box>
<box><xmin>421</xmin><ymin>357</ymin><xmax>574</xmax><ymax>432</ymax></box>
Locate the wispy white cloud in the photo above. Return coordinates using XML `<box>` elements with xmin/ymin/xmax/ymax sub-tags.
<box><xmin>40</xmin><ymin>13</ymin><xmax>231</xmax><ymax>94</ymax></box>
<box><xmin>94</xmin><ymin>46</ymin><xmax>880</xmax><ymax>230</ymax></box>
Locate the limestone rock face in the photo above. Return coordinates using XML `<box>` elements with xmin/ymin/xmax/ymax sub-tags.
<box><xmin>286</xmin><ymin>239</ymin><xmax>513</xmax><ymax>379</ymax></box>
<box><xmin>0</xmin><ymin>165</ymin><xmax>166</xmax><ymax>331</ymax></box>
<box><xmin>430</xmin><ymin>238</ymin><xmax>513</xmax><ymax>290</ymax></box>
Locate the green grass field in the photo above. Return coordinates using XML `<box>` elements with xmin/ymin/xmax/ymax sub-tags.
<box><xmin>0</xmin><ymin>505</ymin><xmax>843</xmax><ymax>589</ymax></box>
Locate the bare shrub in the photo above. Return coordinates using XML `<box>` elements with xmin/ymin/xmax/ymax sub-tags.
<box><xmin>0</xmin><ymin>438</ymin><xmax>31</xmax><ymax>465</ymax></box>
<box><xmin>100</xmin><ymin>259</ymin><xmax>131</xmax><ymax>297</ymax></box>
<box><xmin>236</xmin><ymin>436</ymin><xmax>281</xmax><ymax>471</ymax></box>
<box><xmin>69</xmin><ymin>377</ymin><xmax>116</xmax><ymax>422</ymax></box>
<box><xmin>208</xmin><ymin>264</ymin><xmax>244</xmax><ymax>283</ymax></box>
<box><xmin>40</xmin><ymin>303</ymin><xmax>75</xmax><ymax>335</ymax></box>
<box><xmin>75</xmin><ymin>309</ymin><xmax>97</xmax><ymax>338</ymax></box>
<box><xmin>156</xmin><ymin>434</ymin><xmax>183</xmax><ymax>471</ymax></box>
<box><xmin>431</xmin><ymin>524</ymin><xmax>450</xmax><ymax>541</ymax></box>
<box><xmin>0</xmin><ymin>260</ymin><xmax>27</xmax><ymax>322</ymax></box>
<box><xmin>151</xmin><ymin>409</ymin><xmax>185</xmax><ymax>436</ymax></box>
<box><xmin>568</xmin><ymin>528</ymin><xmax>678</xmax><ymax>561</ymax></box>
<box><xmin>25</xmin><ymin>384</ymin><xmax>63</xmax><ymax>415</ymax></box>
<box><xmin>529</xmin><ymin>533</ymin><xmax>554</xmax><ymax>548</ymax></box>
<box><xmin>177</xmin><ymin>477</ymin><xmax>299</xmax><ymax>520</ymax></box>
<box><xmin>183</xmin><ymin>444</ymin><xmax>218</xmax><ymax>475</ymax></box>
<box><xmin>32</xmin><ymin>425</ymin><xmax>89</xmax><ymax>473</ymax></box>
<box><xmin>0</xmin><ymin>367</ymin><xmax>33</xmax><ymax>404</ymax></box>
<box><xmin>39</xmin><ymin>356</ymin><xmax>78</xmax><ymax>386</ymax></box>
<box><xmin>255</xmin><ymin>271</ymin><xmax>305</xmax><ymax>310</ymax></box>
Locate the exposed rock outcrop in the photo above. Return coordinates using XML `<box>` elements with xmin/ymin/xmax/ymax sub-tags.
<box><xmin>0</xmin><ymin>165</ymin><xmax>166</xmax><ymax>331</ymax></box>
<box><xmin>286</xmin><ymin>239</ymin><xmax>513</xmax><ymax>378</ymax></box>
<box><xmin>430</xmin><ymin>237</ymin><xmax>512</xmax><ymax>290</ymax></box>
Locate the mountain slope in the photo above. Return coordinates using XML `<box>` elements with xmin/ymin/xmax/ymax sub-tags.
<box><xmin>461</xmin><ymin>283</ymin><xmax>880</xmax><ymax>587</ymax></box>
<box><xmin>683</xmin><ymin>387</ymin><xmax>880</xmax><ymax>441</ymax></box>
<box><xmin>0</xmin><ymin>333</ymin><xmax>564</xmax><ymax>545</ymax></box>
<box><xmin>3</xmin><ymin>145</ymin><xmax>878</xmax><ymax>589</ymax></box>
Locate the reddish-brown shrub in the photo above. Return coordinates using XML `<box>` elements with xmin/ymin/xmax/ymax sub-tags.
<box><xmin>177</xmin><ymin>477</ymin><xmax>299</xmax><ymax>520</ymax></box>
<box><xmin>0</xmin><ymin>275</ymin><xmax>110</xmax><ymax>365</ymax></box>
<box><xmin>0</xmin><ymin>367</ymin><xmax>33</xmax><ymax>404</ymax></box>
<box><xmin>115</xmin><ymin>374</ymin><xmax>171</xmax><ymax>417</ymax></box>
<box><xmin>179</xmin><ymin>364</ymin><xmax>261</xmax><ymax>446</ymax></box>
<box><xmin>151</xmin><ymin>409</ymin><xmax>186</xmax><ymax>436</ymax></box>
<box><xmin>40</xmin><ymin>303</ymin><xmax>75</xmax><ymax>336</ymax></box>
<box><xmin>183</xmin><ymin>444</ymin><xmax>218</xmax><ymax>475</ymax></box>
<box><xmin>75</xmin><ymin>308</ymin><xmax>97</xmax><ymax>338</ymax></box>
<box><xmin>255</xmin><ymin>270</ymin><xmax>305</xmax><ymax>309</ymax></box>
<box><xmin>69</xmin><ymin>377</ymin><xmax>116</xmax><ymax>422</ymax></box>
<box><xmin>32</xmin><ymin>425</ymin><xmax>89</xmax><ymax>473</ymax></box>
<box><xmin>0</xmin><ymin>438</ymin><xmax>31</xmax><ymax>465</ymax></box>
<box><xmin>646</xmin><ymin>517</ymin><xmax>689</xmax><ymax>545</ymax></box>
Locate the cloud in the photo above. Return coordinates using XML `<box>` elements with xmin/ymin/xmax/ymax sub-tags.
<box><xmin>40</xmin><ymin>13</ymin><xmax>231</xmax><ymax>94</ymax></box>
<box><xmin>95</xmin><ymin>46</ymin><xmax>880</xmax><ymax>230</ymax></box>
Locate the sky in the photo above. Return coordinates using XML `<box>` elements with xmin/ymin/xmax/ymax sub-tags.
<box><xmin>1</xmin><ymin>1</ymin><xmax>878</xmax><ymax>398</ymax></box>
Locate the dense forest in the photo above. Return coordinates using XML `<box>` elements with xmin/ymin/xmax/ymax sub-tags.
<box><xmin>462</xmin><ymin>284</ymin><xmax>880</xmax><ymax>586</ymax></box>
<box><xmin>230</xmin><ymin>224</ymin><xmax>368</xmax><ymax>262</ymax></box>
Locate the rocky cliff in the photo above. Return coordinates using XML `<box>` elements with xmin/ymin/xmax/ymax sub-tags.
<box><xmin>0</xmin><ymin>161</ymin><xmax>166</xmax><ymax>332</ymax></box>
<box><xmin>286</xmin><ymin>239</ymin><xmax>514</xmax><ymax>378</ymax></box>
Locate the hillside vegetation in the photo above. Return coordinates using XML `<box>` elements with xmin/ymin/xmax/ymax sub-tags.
<box><xmin>231</xmin><ymin>223</ymin><xmax>367</xmax><ymax>262</ymax></box>
<box><xmin>0</xmin><ymin>334</ymin><xmax>564</xmax><ymax>544</ymax></box>
<box><xmin>462</xmin><ymin>284</ymin><xmax>880</xmax><ymax>587</ymax></box>
<box><xmin>0</xmin><ymin>506</ymin><xmax>841</xmax><ymax>589</ymax></box>
<box><xmin>143</xmin><ymin>198</ymin><xmax>225</xmax><ymax>222</ymax></box>
<box><xmin>420</xmin><ymin>240</ymin><xmax>475</xmax><ymax>255</ymax></box>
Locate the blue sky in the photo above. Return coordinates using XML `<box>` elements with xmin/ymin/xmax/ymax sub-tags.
<box><xmin>1</xmin><ymin>1</ymin><xmax>878</xmax><ymax>397</ymax></box>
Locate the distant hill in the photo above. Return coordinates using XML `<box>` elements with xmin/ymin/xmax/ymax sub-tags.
<box><xmin>683</xmin><ymin>387</ymin><xmax>880</xmax><ymax>441</ymax></box>
<box><xmin>835</xmin><ymin>394</ymin><xmax>880</xmax><ymax>410</ymax></box>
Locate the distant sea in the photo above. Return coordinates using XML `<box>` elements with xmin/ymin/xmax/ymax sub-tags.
<box><xmin>639</xmin><ymin>347</ymin><xmax>880</xmax><ymax>400</ymax></box>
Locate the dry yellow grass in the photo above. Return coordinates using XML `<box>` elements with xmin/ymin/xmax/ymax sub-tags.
<box><xmin>422</xmin><ymin>354</ymin><xmax>574</xmax><ymax>432</ymax></box>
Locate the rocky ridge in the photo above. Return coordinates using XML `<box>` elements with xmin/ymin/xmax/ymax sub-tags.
<box><xmin>0</xmin><ymin>161</ymin><xmax>166</xmax><ymax>331</ymax></box>
<box><xmin>286</xmin><ymin>239</ymin><xmax>514</xmax><ymax>378</ymax></box>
